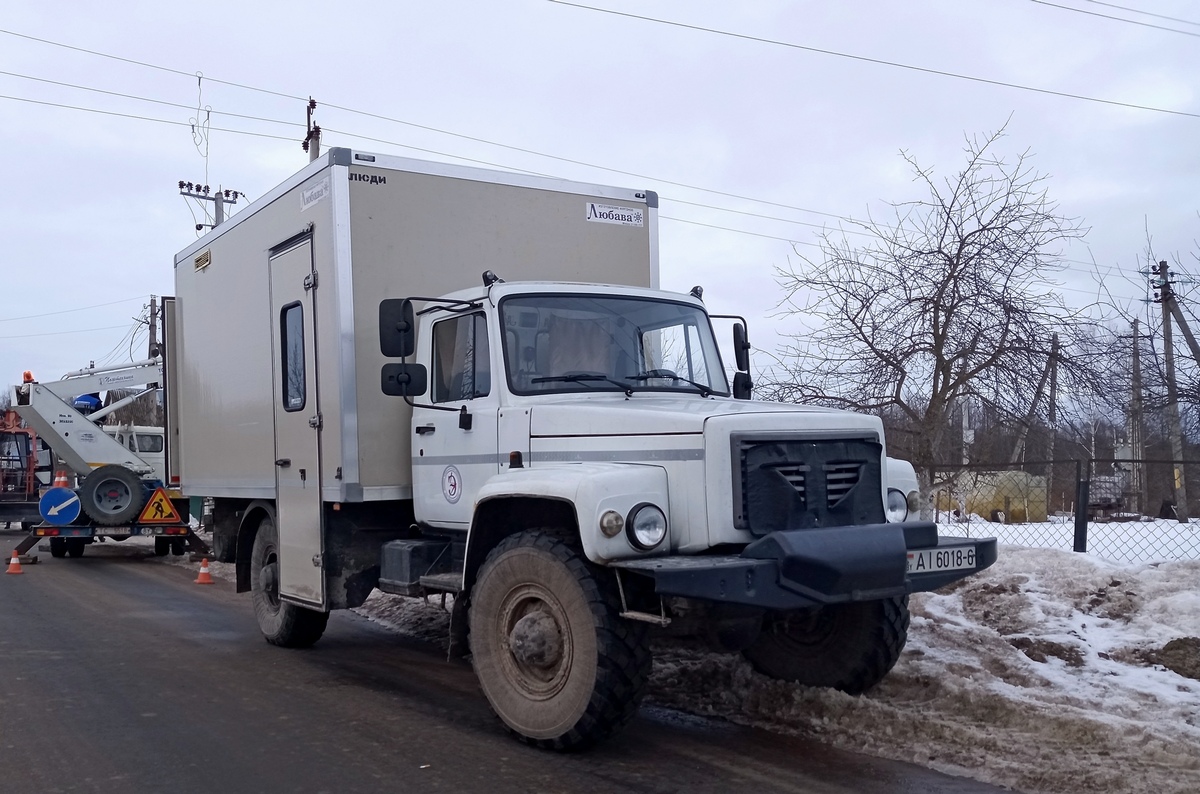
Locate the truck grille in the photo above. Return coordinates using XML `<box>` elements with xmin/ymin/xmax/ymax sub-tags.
<box><xmin>733</xmin><ymin>437</ymin><xmax>883</xmax><ymax>535</ymax></box>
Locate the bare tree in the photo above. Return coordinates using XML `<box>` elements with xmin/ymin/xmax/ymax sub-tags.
<box><xmin>762</xmin><ymin>128</ymin><xmax>1114</xmax><ymax>499</ymax></box>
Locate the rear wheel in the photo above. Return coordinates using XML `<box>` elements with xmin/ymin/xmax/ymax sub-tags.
<box><xmin>66</xmin><ymin>538</ymin><xmax>86</xmax><ymax>558</ymax></box>
<box><xmin>49</xmin><ymin>538</ymin><xmax>67</xmax><ymax>558</ymax></box>
<box><xmin>469</xmin><ymin>530</ymin><xmax>651</xmax><ymax>750</ymax></box>
<box><xmin>741</xmin><ymin>596</ymin><xmax>909</xmax><ymax>695</ymax></box>
<box><xmin>80</xmin><ymin>465</ymin><xmax>145</xmax><ymax>525</ymax></box>
<box><xmin>154</xmin><ymin>537</ymin><xmax>170</xmax><ymax>556</ymax></box>
<box><xmin>250</xmin><ymin>517</ymin><xmax>328</xmax><ymax>648</ymax></box>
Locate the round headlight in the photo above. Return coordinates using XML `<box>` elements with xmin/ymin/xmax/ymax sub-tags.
<box><xmin>885</xmin><ymin>488</ymin><xmax>909</xmax><ymax>523</ymax></box>
<box><xmin>626</xmin><ymin>503</ymin><xmax>667</xmax><ymax>550</ymax></box>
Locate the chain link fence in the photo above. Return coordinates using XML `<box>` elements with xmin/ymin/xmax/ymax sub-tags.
<box><xmin>928</xmin><ymin>459</ymin><xmax>1200</xmax><ymax>563</ymax></box>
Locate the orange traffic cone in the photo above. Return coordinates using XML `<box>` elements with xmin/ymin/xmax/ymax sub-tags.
<box><xmin>53</xmin><ymin>471</ymin><xmax>69</xmax><ymax>487</ymax></box>
<box><xmin>194</xmin><ymin>558</ymin><xmax>214</xmax><ymax>585</ymax></box>
<box><xmin>6</xmin><ymin>550</ymin><xmax>23</xmax><ymax>575</ymax></box>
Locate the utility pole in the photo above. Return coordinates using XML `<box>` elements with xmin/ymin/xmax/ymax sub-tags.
<box><xmin>1046</xmin><ymin>334</ymin><xmax>1059</xmax><ymax>516</ymax></box>
<box><xmin>178</xmin><ymin>181</ymin><xmax>241</xmax><ymax>231</ymax></box>
<box><xmin>1009</xmin><ymin>338</ymin><xmax>1056</xmax><ymax>465</ymax></box>
<box><xmin>148</xmin><ymin>296</ymin><xmax>159</xmax><ymax>359</ymax></box>
<box><xmin>302</xmin><ymin>98</ymin><xmax>322</xmax><ymax>162</ymax></box>
<box><xmin>1156</xmin><ymin>260</ymin><xmax>1189</xmax><ymax>523</ymax></box>
<box><xmin>1129</xmin><ymin>320</ymin><xmax>1144</xmax><ymax>515</ymax></box>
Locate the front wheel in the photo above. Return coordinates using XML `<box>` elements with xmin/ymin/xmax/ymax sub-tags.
<box><xmin>250</xmin><ymin>517</ymin><xmax>328</xmax><ymax>648</ymax></box>
<box><xmin>741</xmin><ymin>596</ymin><xmax>909</xmax><ymax>695</ymax></box>
<box><xmin>469</xmin><ymin>531</ymin><xmax>651</xmax><ymax>750</ymax></box>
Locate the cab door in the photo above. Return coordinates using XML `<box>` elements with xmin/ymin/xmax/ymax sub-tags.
<box><xmin>411</xmin><ymin>310</ymin><xmax>499</xmax><ymax>528</ymax></box>
<box><xmin>268</xmin><ymin>234</ymin><xmax>325</xmax><ymax>609</ymax></box>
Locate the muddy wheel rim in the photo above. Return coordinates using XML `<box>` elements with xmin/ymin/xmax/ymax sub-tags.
<box><xmin>496</xmin><ymin>583</ymin><xmax>573</xmax><ymax>700</ymax></box>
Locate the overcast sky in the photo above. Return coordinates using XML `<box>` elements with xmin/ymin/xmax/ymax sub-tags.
<box><xmin>1</xmin><ymin>0</ymin><xmax>1196</xmax><ymax>390</ymax></box>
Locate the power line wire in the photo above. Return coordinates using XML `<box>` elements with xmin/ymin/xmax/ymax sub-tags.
<box><xmin>545</xmin><ymin>1</ymin><xmax>1200</xmax><ymax>120</ymax></box>
<box><xmin>0</xmin><ymin>60</ymin><xmax>867</xmax><ymax>227</ymax></box>
<box><xmin>8</xmin><ymin>21</ymin><xmax>1194</xmax><ymax>257</ymax></box>
<box><xmin>0</xmin><ymin>296</ymin><xmax>146</xmax><ymax>323</ymax></box>
<box><xmin>0</xmin><ymin>29</ymin><xmax>306</xmax><ymax>102</ymax></box>
<box><xmin>0</xmin><ymin>94</ymin><xmax>297</xmax><ymax>142</ymax></box>
<box><xmin>1082</xmin><ymin>0</ymin><xmax>1200</xmax><ymax>28</ymax></box>
<box><xmin>0</xmin><ymin>324</ymin><xmax>133</xmax><ymax>340</ymax></box>
<box><xmin>661</xmin><ymin>215</ymin><xmax>1120</xmax><ymax>299</ymax></box>
<box><xmin>0</xmin><ymin>39</ymin><xmax>1149</xmax><ymax>285</ymax></box>
<box><xmin>0</xmin><ymin>69</ymin><xmax>304</xmax><ymax>128</ymax></box>
<box><xmin>2</xmin><ymin>79</ymin><xmax>1134</xmax><ymax>285</ymax></box>
<box><xmin>1</xmin><ymin>87</ymin><xmax>1128</xmax><ymax>280</ymax></box>
<box><xmin>1026</xmin><ymin>0</ymin><xmax>1200</xmax><ymax>37</ymax></box>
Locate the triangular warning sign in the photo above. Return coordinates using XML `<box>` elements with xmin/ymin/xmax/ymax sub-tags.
<box><xmin>139</xmin><ymin>487</ymin><xmax>182</xmax><ymax>524</ymax></box>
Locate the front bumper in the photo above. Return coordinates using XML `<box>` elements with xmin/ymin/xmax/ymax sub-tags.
<box><xmin>613</xmin><ymin>522</ymin><xmax>996</xmax><ymax>610</ymax></box>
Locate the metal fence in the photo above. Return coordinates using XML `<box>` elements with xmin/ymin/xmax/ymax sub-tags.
<box><xmin>928</xmin><ymin>459</ymin><xmax>1200</xmax><ymax>563</ymax></box>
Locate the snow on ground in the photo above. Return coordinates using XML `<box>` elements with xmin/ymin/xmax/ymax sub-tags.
<box><xmin>170</xmin><ymin>539</ymin><xmax>1200</xmax><ymax>794</ymax></box>
<box><xmin>648</xmin><ymin>547</ymin><xmax>1200</xmax><ymax>794</ymax></box>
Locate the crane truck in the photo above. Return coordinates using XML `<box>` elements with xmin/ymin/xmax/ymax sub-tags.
<box><xmin>10</xmin><ymin>362</ymin><xmax>207</xmax><ymax>558</ymax></box>
<box><xmin>165</xmin><ymin>148</ymin><xmax>996</xmax><ymax>749</ymax></box>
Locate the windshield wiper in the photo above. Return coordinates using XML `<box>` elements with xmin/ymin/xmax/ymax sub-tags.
<box><xmin>531</xmin><ymin>373</ymin><xmax>635</xmax><ymax>397</ymax></box>
<box><xmin>626</xmin><ymin>370</ymin><xmax>713</xmax><ymax>397</ymax></box>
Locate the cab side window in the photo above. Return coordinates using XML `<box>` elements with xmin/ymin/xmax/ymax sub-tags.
<box><xmin>432</xmin><ymin>313</ymin><xmax>490</xmax><ymax>403</ymax></box>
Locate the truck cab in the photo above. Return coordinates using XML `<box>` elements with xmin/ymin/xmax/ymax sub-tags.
<box><xmin>102</xmin><ymin>425</ymin><xmax>167</xmax><ymax>485</ymax></box>
<box><xmin>373</xmin><ymin>278</ymin><xmax>995</xmax><ymax>747</ymax></box>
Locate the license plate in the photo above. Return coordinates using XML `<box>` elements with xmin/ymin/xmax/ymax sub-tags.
<box><xmin>907</xmin><ymin>546</ymin><xmax>975</xmax><ymax>574</ymax></box>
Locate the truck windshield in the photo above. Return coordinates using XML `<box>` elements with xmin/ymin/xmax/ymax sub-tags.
<box><xmin>499</xmin><ymin>294</ymin><xmax>730</xmax><ymax>396</ymax></box>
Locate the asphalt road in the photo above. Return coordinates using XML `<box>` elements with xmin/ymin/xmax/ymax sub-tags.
<box><xmin>0</xmin><ymin>534</ymin><xmax>1010</xmax><ymax>794</ymax></box>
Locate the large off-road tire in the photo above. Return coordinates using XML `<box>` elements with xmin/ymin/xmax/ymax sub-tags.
<box><xmin>250</xmin><ymin>517</ymin><xmax>329</xmax><ymax>648</ymax></box>
<box><xmin>79</xmin><ymin>465</ymin><xmax>145</xmax><ymax>525</ymax></box>
<box><xmin>469</xmin><ymin>531</ymin><xmax>651</xmax><ymax>750</ymax></box>
<box><xmin>742</xmin><ymin>596</ymin><xmax>909</xmax><ymax>695</ymax></box>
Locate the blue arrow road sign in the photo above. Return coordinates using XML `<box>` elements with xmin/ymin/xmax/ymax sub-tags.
<box><xmin>40</xmin><ymin>486</ymin><xmax>81</xmax><ymax>526</ymax></box>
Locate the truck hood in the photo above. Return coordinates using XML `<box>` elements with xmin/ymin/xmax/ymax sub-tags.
<box><xmin>528</xmin><ymin>396</ymin><xmax>884</xmax><ymax>438</ymax></box>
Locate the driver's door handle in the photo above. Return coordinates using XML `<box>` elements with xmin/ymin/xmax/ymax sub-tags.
<box><xmin>275</xmin><ymin>458</ymin><xmax>291</xmax><ymax>467</ymax></box>
<box><xmin>415</xmin><ymin>425</ymin><xmax>436</xmax><ymax>436</ymax></box>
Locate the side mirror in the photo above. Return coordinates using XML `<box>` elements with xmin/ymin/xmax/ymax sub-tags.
<box><xmin>379</xmin><ymin>299</ymin><xmax>416</xmax><ymax>358</ymax></box>
<box><xmin>732</xmin><ymin>323</ymin><xmax>750</xmax><ymax>372</ymax></box>
<box><xmin>381</xmin><ymin>363</ymin><xmax>428</xmax><ymax>397</ymax></box>
<box><xmin>733</xmin><ymin>371</ymin><xmax>753</xmax><ymax>400</ymax></box>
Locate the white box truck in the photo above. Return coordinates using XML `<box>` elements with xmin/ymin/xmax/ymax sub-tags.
<box><xmin>166</xmin><ymin>148</ymin><xmax>996</xmax><ymax>749</ymax></box>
